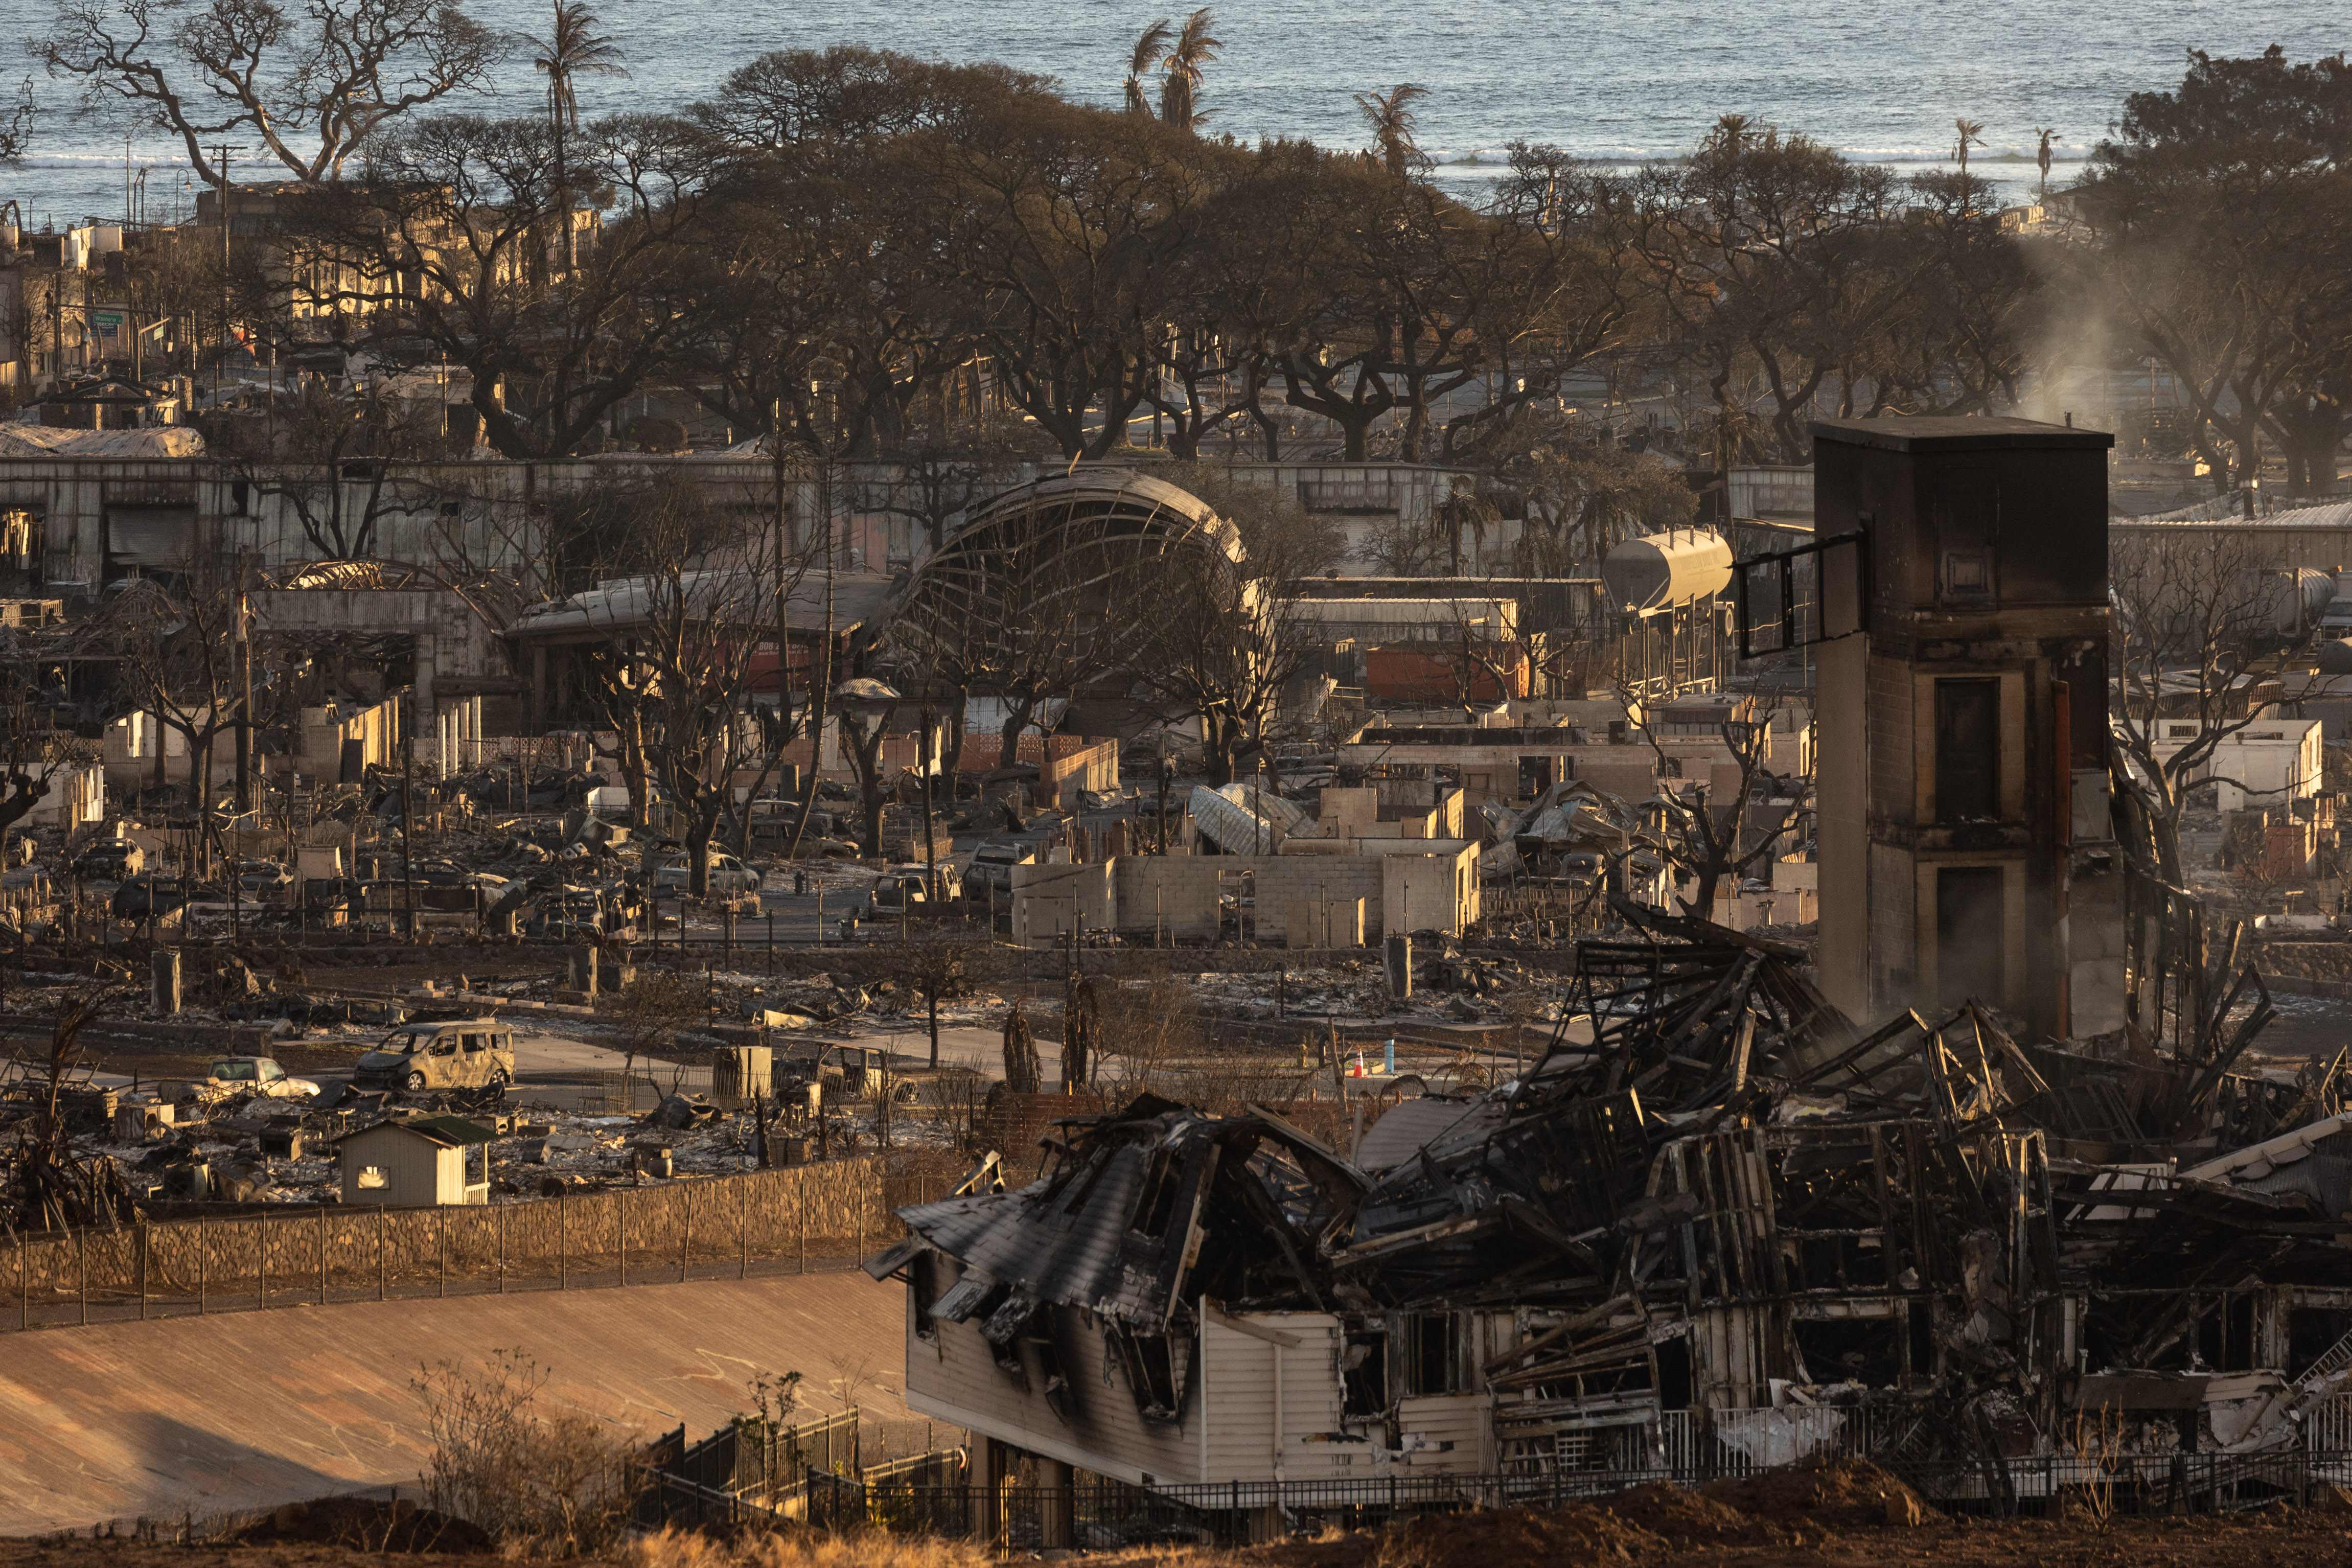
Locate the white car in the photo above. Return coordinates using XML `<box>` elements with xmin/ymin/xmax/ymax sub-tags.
<box><xmin>650</xmin><ymin>851</ymin><xmax>764</xmax><ymax>896</ymax></box>
<box><xmin>206</xmin><ymin>1056</ymin><xmax>321</xmax><ymax>1099</ymax></box>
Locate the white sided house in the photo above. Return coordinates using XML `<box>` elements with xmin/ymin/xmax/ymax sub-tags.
<box><xmin>2149</xmin><ymin>717</ymin><xmax>2323</xmax><ymax>814</ymax></box>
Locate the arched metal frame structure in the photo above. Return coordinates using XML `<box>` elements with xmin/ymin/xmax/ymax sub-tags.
<box><xmin>883</xmin><ymin>469</ymin><xmax>1245</xmax><ymax>681</ymax></box>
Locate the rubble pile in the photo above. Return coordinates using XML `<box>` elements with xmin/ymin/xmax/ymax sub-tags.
<box><xmin>882</xmin><ymin>901</ymin><xmax>2352</xmax><ymax>1488</ymax></box>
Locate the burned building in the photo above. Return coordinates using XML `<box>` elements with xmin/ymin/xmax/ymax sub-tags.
<box><xmin>872</xmin><ymin>416</ymin><xmax>2352</xmax><ymax>1515</ymax></box>
<box><xmin>1809</xmin><ymin>418</ymin><xmax>2124</xmax><ymax>1040</ymax></box>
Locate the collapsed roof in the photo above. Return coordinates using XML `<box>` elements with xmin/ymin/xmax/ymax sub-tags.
<box><xmin>879</xmin><ymin>904</ymin><xmax>2352</xmax><ymax>1467</ymax></box>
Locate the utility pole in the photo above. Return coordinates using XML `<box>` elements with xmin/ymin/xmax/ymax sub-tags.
<box><xmin>235</xmin><ymin>582</ymin><xmax>253</xmax><ymax>812</ymax></box>
<box><xmin>211</xmin><ymin>143</ymin><xmax>244</xmax><ymax>407</ymax></box>
<box><xmin>401</xmin><ymin>700</ymin><xmax>419</xmax><ymax>941</ymax></box>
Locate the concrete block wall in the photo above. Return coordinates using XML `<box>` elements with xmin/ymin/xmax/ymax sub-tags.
<box><xmin>1284</xmin><ymin>897</ymin><xmax>1365</xmax><ymax>949</ymax></box>
<box><xmin>1320</xmin><ymin>787</ymin><xmax>1380</xmax><ymax>838</ymax></box>
<box><xmin>1012</xmin><ymin>861</ymin><xmax>1116</xmax><ymax>947</ymax></box>
<box><xmin>1256</xmin><ymin>857</ymin><xmax>1385</xmax><ymax>941</ymax></box>
<box><xmin>1113</xmin><ymin>856</ymin><xmax>1219</xmax><ymax>940</ymax></box>
<box><xmin>1382</xmin><ymin>844</ymin><xmax>1480</xmax><ymax>936</ymax></box>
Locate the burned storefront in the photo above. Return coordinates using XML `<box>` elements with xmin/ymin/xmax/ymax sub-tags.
<box><xmin>871</xmin><ymin>419</ymin><xmax>2352</xmax><ymax>1503</ymax></box>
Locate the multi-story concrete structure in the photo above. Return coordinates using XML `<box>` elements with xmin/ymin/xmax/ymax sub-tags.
<box><xmin>1812</xmin><ymin>416</ymin><xmax>2125</xmax><ymax>1039</ymax></box>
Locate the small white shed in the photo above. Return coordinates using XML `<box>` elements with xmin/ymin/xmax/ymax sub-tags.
<box><xmin>337</xmin><ymin>1115</ymin><xmax>496</xmax><ymax>1207</ymax></box>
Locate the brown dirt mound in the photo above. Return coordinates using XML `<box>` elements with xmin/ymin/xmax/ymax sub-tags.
<box><xmin>1599</xmin><ymin>1481</ymin><xmax>1781</xmax><ymax>1544</ymax></box>
<box><xmin>230</xmin><ymin>1495</ymin><xmax>493</xmax><ymax>1554</ymax></box>
<box><xmin>1699</xmin><ymin>1458</ymin><xmax>1930</xmax><ymax>1530</ymax></box>
<box><xmin>1369</xmin><ymin>1505</ymin><xmax>1664</xmax><ymax>1568</ymax></box>
<box><xmin>1217</xmin><ymin>1504</ymin><xmax>1666</xmax><ymax>1568</ymax></box>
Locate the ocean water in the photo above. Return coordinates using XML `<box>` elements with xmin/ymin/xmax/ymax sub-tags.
<box><xmin>2</xmin><ymin>0</ymin><xmax>2339</xmax><ymax>227</ymax></box>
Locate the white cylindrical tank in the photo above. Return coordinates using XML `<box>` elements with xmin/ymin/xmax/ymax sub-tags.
<box><xmin>2317</xmin><ymin>638</ymin><xmax>2352</xmax><ymax>676</ymax></box>
<box><xmin>2233</xmin><ymin>567</ymin><xmax>2338</xmax><ymax>636</ymax></box>
<box><xmin>1602</xmin><ymin>529</ymin><xmax>1735</xmax><ymax>617</ymax></box>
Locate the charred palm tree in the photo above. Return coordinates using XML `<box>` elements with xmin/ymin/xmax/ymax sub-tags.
<box><xmin>1158</xmin><ymin>8</ymin><xmax>1221</xmax><ymax>132</ymax></box>
<box><xmin>525</xmin><ymin>0</ymin><xmax>628</xmax><ymax>269</ymax></box>
<box><xmin>1124</xmin><ymin>18</ymin><xmax>1173</xmax><ymax>117</ymax></box>
<box><xmin>1354</xmin><ymin>82</ymin><xmax>1429</xmax><ymax>178</ymax></box>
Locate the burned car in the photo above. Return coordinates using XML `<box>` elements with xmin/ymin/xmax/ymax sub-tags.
<box><xmin>353</xmin><ymin>1018</ymin><xmax>517</xmax><ymax>1094</ymax></box>
<box><xmin>205</xmin><ymin>1055</ymin><xmax>320</xmax><ymax>1098</ymax></box>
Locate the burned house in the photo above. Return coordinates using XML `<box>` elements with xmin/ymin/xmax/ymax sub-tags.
<box><xmin>877</xmin><ymin>906</ymin><xmax>2352</xmax><ymax>1505</ymax></box>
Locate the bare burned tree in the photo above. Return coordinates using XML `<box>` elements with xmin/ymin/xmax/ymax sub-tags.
<box><xmin>904</xmin><ymin>936</ymin><xmax>978</xmax><ymax>1071</ymax></box>
<box><xmin>569</xmin><ymin>471</ymin><xmax>813</xmax><ymax>895</ymax></box>
<box><xmin>202</xmin><ymin>382</ymin><xmax>454</xmax><ymax>560</ymax></box>
<box><xmin>2109</xmin><ymin>529</ymin><xmax>2316</xmax><ymax>883</ymax></box>
<box><xmin>285</xmin><ymin>110</ymin><xmax>714</xmax><ymax>460</ymax></box>
<box><xmin>0</xmin><ymin>78</ymin><xmax>34</xmax><ymax>163</ymax></box>
<box><xmin>105</xmin><ymin>556</ymin><xmax>257</xmax><ymax>859</ymax></box>
<box><xmin>1621</xmin><ymin>691</ymin><xmax>1809</xmax><ymax>924</ymax></box>
<box><xmin>34</xmin><ymin>0</ymin><xmax>501</xmax><ymax>187</ymax></box>
<box><xmin>1131</xmin><ymin>539</ymin><xmax>1304</xmax><ymax>787</ymax></box>
<box><xmin>7</xmin><ymin>988</ymin><xmax>136</xmax><ymax>1233</ymax></box>
<box><xmin>0</xmin><ymin>690</ymin><xmax>97</xmax><ymax>841</ymax></box>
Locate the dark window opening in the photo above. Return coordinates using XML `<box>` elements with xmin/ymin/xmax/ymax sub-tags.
<box><xmin>1792</xmin><ymin>1317</ymin><xmax>1905</xmax><ymax>1387</ymax></box>
<box><xmin>1342</xmin><ymin>1329</ymin><xmax>1388</xmax><ymax>1417</ymax></box>
<box><xmin>911</xmin><ymin>1253</ymin><xmax>938</xmax><ymax>1342</ymax></box>
<box><xmin>1400</xmin><ymin>1313</ymin><xmax>1465</xmax><ymax>1397</ymax></box>
<box><xmin>2195</xmin><ymin>1294</ymin><xmax>2262</xmax><ymax>1372</ymax></box>
<box><xmin>2288</xmin><ymin>1306</ymin><xmax>2352</xmax><ymax>1374</ymax></box>
<box><xmin>1132</xmin><ymin>1150</ymin><xmax>1186</xmax><ymax>1238</ymax></box>
<box><xmin>1909</xmin><ymin>1300</ymin><xmax>1938</xmax><ymax>1383</ymax></box>
<box><xmin>1654</xmin><ymin>1336</ymin><xmax>1693</xmax><ymax>1410</ymax></box>
<box><xmin>1934</xmin><ymin>678</ymin><xmax>2000</xmax><ymax>821</ymax></box>
<box><xmin>1935</xmin><ymin>866</ymin><xmax>2005</xmax><ymax>1009</ymax></box>
<box><xmin>1116</xmin><ymin>1329</ymin><xmax>1182</xmax><ymax>1420</ymax></box>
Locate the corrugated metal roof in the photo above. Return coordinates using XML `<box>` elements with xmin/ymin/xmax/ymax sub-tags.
<box><xmin>0</xmin><ymin>424</ymin><xmax>205</xmax><ymax>458</ymax></box>
<box><xmin>1354</xmin><ymin>1098</ymin><xmax>1507</xmax><ymax>1174</ymax></box>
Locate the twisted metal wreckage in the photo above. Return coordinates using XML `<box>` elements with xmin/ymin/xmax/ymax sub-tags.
<box><xmin>873</xmin><ymin>897</ymin><xmax>2352</xmax><ymax>1490</ymax></box>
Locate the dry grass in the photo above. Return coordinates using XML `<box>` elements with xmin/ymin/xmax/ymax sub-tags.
<box><xmin>622</xmin><ymin>1530</ymin><xmax>990</xmax><ymax>1568</ymax></box>
<box><xmin>412</xmin><ymin>1350</ymin><xmax>648</xmax><ymax>1557</ymax></box>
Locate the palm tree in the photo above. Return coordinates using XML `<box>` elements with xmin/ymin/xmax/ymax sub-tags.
<box><xmin>1124</xmin><ymin>19</ymin><xmax>1172</xmax><ymax>117</ymax></box>
<box><xmin>1158</xmin><ymin>8</ymin><xmax>1221</xmax><ymax>132</ymax></box>
<box><xmin>1354</xmin><ymin>83</ymin><xmax>1429</xmax><ymax>178</ymax></box>
<box><xmin>2034</xmin><ymin>126</ymin><xmax>2061</xmax><ymax>204</ymax></box>
<box><xmin>1952</xmin><ymin>116</ymin><xmax>1985</xmax><ymax>175</ymax></box>
<box><xmin>526</xmin><ymin>0</ymin><xmax>627</xmax><ymax>268</ymax></box>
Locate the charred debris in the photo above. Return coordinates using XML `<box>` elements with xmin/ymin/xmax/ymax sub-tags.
<box><xmin>877</xmin><ymin>900</ymin><xmax>2352</xmax><ymax>1471</ymax></box>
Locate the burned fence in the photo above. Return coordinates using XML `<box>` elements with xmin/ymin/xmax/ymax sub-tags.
<box><xmin>2</xmin><ymin>1157</ymin><xmax>908</xmax><ymax>1331</ymax></box>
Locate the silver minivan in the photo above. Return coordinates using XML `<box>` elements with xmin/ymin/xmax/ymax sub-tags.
<box><xmin>353</xmin><ymin>1019</ymin><xmax>516</xmax><ymax>1093</ymax></box>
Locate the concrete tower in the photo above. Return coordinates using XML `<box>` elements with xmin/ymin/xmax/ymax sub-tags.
<box><xmin>1811</xmin><ymin>417</ymin><xmax>2124</xmax><ymax>1041</ymax></box>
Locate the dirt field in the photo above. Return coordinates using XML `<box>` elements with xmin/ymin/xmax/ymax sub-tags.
<box><xmin>13</xmin><ymin>1463</ymin><xmax>2352</xmax><ymax>1568</ymax></box>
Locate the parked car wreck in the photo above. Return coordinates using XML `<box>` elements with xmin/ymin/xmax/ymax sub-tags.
<box><xmin>873</xmin><ymin>901</ymin><xmax>2352</xmax><ymax>1506</ymax></box>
